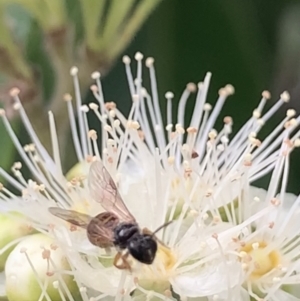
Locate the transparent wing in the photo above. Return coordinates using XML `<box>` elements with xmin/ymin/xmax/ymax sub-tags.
<box><xmin>88</xmin><ymin>161</ymin><xmax>135</xmax><ymax>223</ymax></box>
<box><xmin>49</xmin><ymin>207</ymin><xmax>92</xmax><ymax>229</ymax></box>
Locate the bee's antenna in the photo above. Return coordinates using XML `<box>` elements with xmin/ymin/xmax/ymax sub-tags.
<box><xmin>152</xmin><ymin>220</ymin><xmax>173</xmax><ymax>236</ymax></box>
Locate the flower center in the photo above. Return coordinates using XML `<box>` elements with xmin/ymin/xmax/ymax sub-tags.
<box><xmin>240</xmin><ymin>241</ymin><xmax>281</xmax><ymax>279</ymax></box>
<box><xmin>135</xmin><ymin>244</ymin><xmax>176</xmax><ymax>292</ymax></box>
<box><xmin>156</xmin><ymin>244</ymin><xmax>177</xmax><ymax>272</ymax></box>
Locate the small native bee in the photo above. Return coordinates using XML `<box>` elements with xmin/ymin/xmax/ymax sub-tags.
<box><xmin>49</xmin><ymin>161</ymin><xmax>170</xmax><ymax>270</ymax></box>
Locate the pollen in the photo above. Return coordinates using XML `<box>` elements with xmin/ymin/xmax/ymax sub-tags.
<box><xmin>156</xmin><ymin>244</ymin><xmax>176</xmax><ymax>272</ymax></box>
<box><xmin>138</xmin><ymin>244</ymin><xmax>176</xmax><ymax>283</ymax></box>
<box><xmin>240</xmin><ymin>241</ymin><xmax>281</xmax><ymax>280</ymax></box>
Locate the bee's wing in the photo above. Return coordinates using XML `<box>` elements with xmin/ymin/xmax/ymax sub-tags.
<box><xmin>88</xmin><ymin>161</ymin><xmax>135</xmax><ymax>223</ymax></box>
<box><xmin>49</xmin><ymin>207</ymin><xmax>92</xmax><ymax>229</ymax></box>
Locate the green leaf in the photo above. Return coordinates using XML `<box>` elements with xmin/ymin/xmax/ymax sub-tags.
<box><xmin>5</xmin><ymin>4</ymin><xmax>32</xmax><ymax>41</ymax></box>
<box><xmin>0</xmin><ymin>6</ymin><xmax>32</xmax><ymax>79</ymax></box>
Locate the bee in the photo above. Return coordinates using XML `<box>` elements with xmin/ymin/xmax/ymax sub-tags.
<box><xmin>49</xmin><ymin>161</ymin><xmax>171</xmax><ymax>270</ymax></box>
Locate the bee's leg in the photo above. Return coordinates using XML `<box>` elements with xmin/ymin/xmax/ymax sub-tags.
<box><xmin>142</xmin><ymin>227</ymin><xmax>152</xmax><ymax>235</ymax></box>
<box><xmin>142</xmin><ymin>227</ymin><xmax>168</xmax><ymax>247</ymax></box>
<box><xmin>104</xmin><ymin>247</ymin><xmax>112</xmax><ymax>255</ymax></box>
<box><xmin>114</xmin><ymin>251</ymin><xmax>131</xmax><ymax>272</ymax></box>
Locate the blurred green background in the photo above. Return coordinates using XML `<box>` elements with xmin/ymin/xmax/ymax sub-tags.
<box><xmin>0</xmin><ymin>0</ymin><xmax>300</xmax><ymax>193</ymax></box>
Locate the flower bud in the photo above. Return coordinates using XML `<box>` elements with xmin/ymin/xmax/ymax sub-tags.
<box><xmin>0</xmin><ymin>213</ymin><xmax>35</xmax><ymax>271</ymax></box>
<box><xmin>5</xmin><ymin>233</ymin><xmax>78</xmax><ymax>301</ymax></box>
<box><xmin>66</xmin><ymin>162</ymin><xmax>89</xmax><ymax>181</ymax></box>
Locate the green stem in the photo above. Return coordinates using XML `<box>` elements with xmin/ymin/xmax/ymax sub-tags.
<box><xmin>25</xmin><ymin>26</ymin><xmax>74</xmax><ymax>166</ymax></box>
<box><xmin>101</xmin><ymin>0</ymin><xmax>136</xmax><ymax>46</ymax></box>
<box><xmin>79</xmin><ymin>0</ymin><xmax>106</xmax><ymax>51</ymax></box>
<box><xmin>107</xmin><ymin>0</ymin><xmax>162</xmax><ymax>61</ymax></box>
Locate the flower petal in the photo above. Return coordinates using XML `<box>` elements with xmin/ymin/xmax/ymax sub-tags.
<box><xmin>171</xmin><ymin>261</ymin><xmax>242</xmax><ymax>297</ymax></box>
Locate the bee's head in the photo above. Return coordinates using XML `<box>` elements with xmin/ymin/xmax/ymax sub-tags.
<box><xmin>128</xmin><ymin>221</ymin><xmax>172</xmax><ymax>265</ymax></box>
<box><xmin>128</xmin><ymin>234</ymin><xmax>157</xmax><ymax>264</ymax></box>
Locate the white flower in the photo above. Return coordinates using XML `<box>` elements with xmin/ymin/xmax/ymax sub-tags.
<box><xmin>0</xmin><ymin>53</ymin><xmax>300</xmax><ymax>301</ymax></box>
<box><xmin>232</xmin><ymin>176</ymin><xmax>300</xmax><ymax>300</ymax></box>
